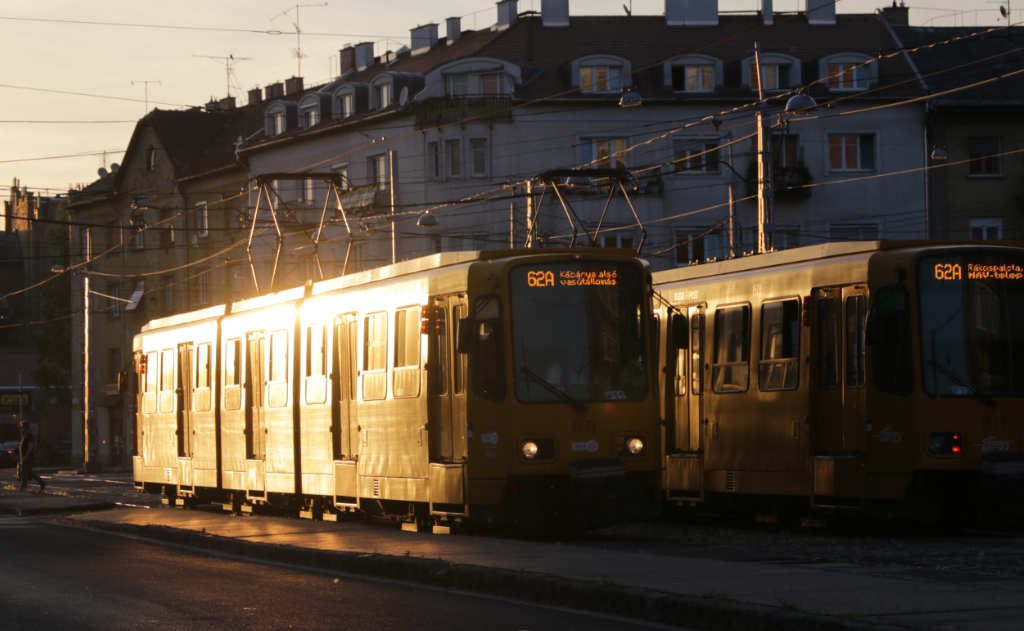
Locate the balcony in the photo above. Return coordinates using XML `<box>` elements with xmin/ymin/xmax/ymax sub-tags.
<box><xmin>745</xmin><ymin>162</ymin><xmax>813</xmax><ymax>202</ymax></box>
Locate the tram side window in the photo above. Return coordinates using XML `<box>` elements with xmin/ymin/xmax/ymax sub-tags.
<box><xmin>453</xmin><ymin>305</ymin><xmax>467</xmax><ymax>394</ymax></box>
<box><xmin>429</xmin><ymin>307</ymin><xmax>449</xmax><ymax>396</ymax></box>
<box><xmin>306</xmin><ymin>325</ymin><xmax>326</xmax><ymax>377</ymax></box>
<box><xmin>846</xmin><ymin>296</ymin><xmax>866</xmax><ymax>387</ymax></box>
<box><xmin>195</xmin><ymin>342</ymin><xmax>212</xmax><ymax>411</ymax></box>
<box><xmin>267</xmin><ymin>329</ymin><xmax>289</xmax><ymax>408</ymax></box>
<box><xmin>223</xmin><ymin>338</ymin><xmax>241</xmax><ymax>411</ymax></box>
<box><xmin>469</xmin><ymin>295</ymin><xmax>505</xmax><ymax>400</ymax></box>
<box><xmin>159</xmin><ymin>349</ymin><xmax>175</xmax><ymax>412</ymax></box>
<box><xmin>713</xmin><ymin>305</ymin><xmax>750</xmax><ymax>393</ymax></box>
<box><xmin>363</xmin><ymin>311</ymin><xmax>388</xmax><ymax>401</ymax></box>
<box><xmin>759</xmin><ymin>300</ymin><xmax>800</xmax><ymax>391</ymax></box>
<box><xmin>816</xmin><ymin>299</ymin><xmax>840</xmax><ymax>389</ymax></box>
<box><xmin>868</xmin><ymin>286</ymin><xmax>912</xmax><ymax>395</ymax></box>
<box><xmin>145</xmin><ymin>351</ymin><xmax>158</xmax><ymax>393</ymax></box>
<box><xmin>394</xmin><ymin>307</ymin><xmax>421</xmax><ymax>368</ymax></box>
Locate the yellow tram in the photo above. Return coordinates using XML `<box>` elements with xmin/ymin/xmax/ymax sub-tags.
<box><xmin>133</xmin><ymin>249</ymin><xmax>660</xmax><ymax>529</ymax></box>
<box><xmin>655</xmin><ymin>241</ymin><xmax>1024</xmax><ymax>522</ymax></box>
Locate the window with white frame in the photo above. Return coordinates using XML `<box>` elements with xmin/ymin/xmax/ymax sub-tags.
<box><xmin>336</xmin><ymin>93</ymin><xmax>354</xmax><ymax>119</ymax></box>
<box><xmin>970</xmin><ymin>218</ymin><xmax>1003</xmax><ymax>240</ymax></box>
<box><xmin>445</xmin><ymin>139</ymin><xmax>462</xmax><ymax>177</ymax></box>
<box><xmin>675</xmin><ymin>228</ymin><xmax>727</xmax><ymax>264</ymax></box>
<box><xmin>827</xmin><ymin>133</ymin><xmax>876</xmax><ymax>172</ymax></box>
<box><xmin>336</xmin><ymin>165</ymin><xmax>350</xmax><ymax>192</ymax></box>
<box><xmin>446</xmin><ymin>74</ymin><xmax>469</xmax><ymax>96</ymax></box>
<box><xmin>426</xmin><ymin>141</ymin><xmax>440</xmax><ymax>179</ymax></box>
<box><xmin>599</xmin><ymin>230</ymin><xmax>635</xmax><ymax>250</ymax></box>
<box><xmin>374</xmin><ymin>82</ymin><xmax>392</xmax><ymax>110</ymax></box>
<box><xmin>579</xmin><ymin>65</ymin><xmax>623</xmax><ymax>93</ymax></box>
<box><xmin>302</xmin><ymin>108</ymin><xmax>319</xmax><ymax>129</ymax></box>
<box><xmin>672</xmin><ymin>64</ymin><xmax>714</xmax><ymax>92</ymax></box>
<box><xmin>369</xmin><ymin>154</ymin><xmax>388</xmax><ymax>191</ymax></box>
<box><xmin>967</xmin><ymin>136</ymin><xmax>1001</xmax><ymax>176</ymax></box>
<box><xmin>771</xmin><ymin>133</ymin><xmax>800</xmax><ymax>168</ymax></box>
<box><xmin>672</xmin><ymin>138</ymin><xmax>720</xmax><ymax>173</ymax></box>
<box><xmin>580</xmin><ymin>137</ymin><xmax>627</xmax><ymax>169</ymax></box>
<box><xmin>300</xmin><ymin>177</ymin><xmax>315</xmax><ymax>203</ymax></box>
<box><xmin>758</xmin><ymin>63</ymin><xmax>786</xmax><ymax>91</ymax></box>
<box><xmin>272</xmin><ymin>110</ymin><xmax>286</xmax><ymax>135</ymax></box>
<box><xmin>829</xmin><ymin>223</ymin><xmax>878</xmax><ymax>241</ymax></box>
<box><xmin>826</xmin><ymin>62</ymin><xmax>869</xmax><ymax>91</ymax></box>
<box><xmin>195</xmin><ymin>202</ymin><xmax>208</xmax><ymax>239</ymax></box>
<box><xmin>469</xmin><ymin>138</ymin><xmax>488</xmax><ymax>176</ymax></box>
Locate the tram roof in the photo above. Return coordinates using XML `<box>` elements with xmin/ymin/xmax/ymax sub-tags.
<box><xmin>652</xmin><ymin>241</ymin><xmax>883</xmax><ymax>285</ymax></box>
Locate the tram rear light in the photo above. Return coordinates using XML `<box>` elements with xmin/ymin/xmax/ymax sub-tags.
<box><xmin>928</xmin><ymin>432</ymin><xmax>963</xmax><ymax>456</ymax></box>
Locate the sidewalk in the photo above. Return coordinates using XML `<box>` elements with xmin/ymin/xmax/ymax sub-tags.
<box><xmin>54</xmin><ymin>504</ymin><xmax>1024</xmax><ymax>630</ymax></box>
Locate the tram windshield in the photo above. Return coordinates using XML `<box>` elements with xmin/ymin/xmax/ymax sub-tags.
<box><xmin>918</xmin><ymin>253</ymin><xmax>1024</xmax><ymax>397</ymax></box>
<box><xmin>509</xmin><ymin>261</ymin><xmax>648</xmax><ymax>404</ymax></box>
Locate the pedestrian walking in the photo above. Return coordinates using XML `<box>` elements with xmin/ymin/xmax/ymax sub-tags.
<box><xmin>18</xmin><ymin>420</ymin><xmax>45</xmax><ymax>493</ymax></box>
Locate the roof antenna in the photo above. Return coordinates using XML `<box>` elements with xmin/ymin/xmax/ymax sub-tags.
<box><xmin>272</xmin><ymin>2</ymin><xmax>328</xmax><ymax>78</ymax></box>
<box><xmin>194</xmin><ymin>54</ymin><xmax>252</xmax><ymax>98</ymax></box>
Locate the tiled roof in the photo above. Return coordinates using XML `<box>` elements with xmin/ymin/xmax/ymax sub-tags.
<box><xmin>893</xmin><ymin>25</ymin><xmax>1024</xmax><ymax>108</ymax></box>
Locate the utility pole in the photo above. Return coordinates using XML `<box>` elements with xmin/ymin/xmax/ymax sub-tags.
<box><xmin>193</xmin><ymin>55</ymin><xmax>251</xmax><ymax>98</ymax></box>
<box><xmin>524</xmin><ymin>179</ymin><xmax>534</xmax><ymax>248</ymax></box>
<box><xmin>131</xmin><ymin>80</ymin><xmax>161</xmax><ymax>114</ymax></box>
<box><xmin>82</xmin><ymin>227</ymin><xmax>91</xmax><ymax>473</ymax></box>
<box><xmin>753</xmin><ymin>42</ymin><xmax>773</xmax><ymax>255</ymax></box>
<box><xmin>388</xmin><ymin>149</ymin><xmax>396</xmax><ymax>264</ymax></box>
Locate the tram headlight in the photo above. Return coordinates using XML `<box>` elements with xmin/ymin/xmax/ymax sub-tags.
<box><xmin>521</xmin><ymin>440</ymin><xmax>540</xmax><ymax>460</ymax></box>
<box><xmin>626</xmin><ymin>437</ymin><xmax>645</xmax><ymax>455</ymax></box>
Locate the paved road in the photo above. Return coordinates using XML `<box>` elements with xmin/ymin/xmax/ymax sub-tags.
<box><xmin>0</xmin><ymin>516</ymin><xmax>682</xmax><ymax>631</ymax></box>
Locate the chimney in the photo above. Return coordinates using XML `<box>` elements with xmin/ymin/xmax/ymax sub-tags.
<box><xmin>446</xmin><ymin>17</ymin><xmax>461</xmax><ymax>43</ymax></box>
<box><xmin>265</xmin><ymin>82</ymin><xmax>284</xmax><ymax>100</ymax></box>
<box><xmin>218</xmin><ymin>96</ymin><xmax>236</xmax><ymax>110</ymax></box>
<box><xmin>248</xmin><ymin>87</ymin><xmax>263</xmax><ymax>106</ymax></box>
<box><xmin>285</xmin><ymin>76</ymin><xmax>304</xmax><ymax>95</ymax></box>
<box><xmin>410</xmin><ymin>23</ymin><xmax>439</xmax><ymax>53</ymax></box>
<box><xmin>497</xmin><ymin>0</ymin><xmax>518</xmax><ymax>28</ymax></box>
<box><xmin>807</xmin><ymin>0</ymin><xmax>836</xmax><ymax>25</ymax></box>
<box><xmin>762</xmin><ymin>0</ymin><xmax>773</xmax><ymax>25</ymax></box>
<box><xmin>542</xmin><ymin>0</ymin><xmax>569</xmax><ymax>27</ymax></box>
<box><xmin>340</xmin><ymin>45</ymin><xmax>356</xmax><ymax>76</ymax></box>
<box><xmin>665</xmin><ymin>0</ymin><xmax>718</xmax><ymax>26</ymax></box>
<box><xmin>880</xmin><ymin>0</ymin><xmax>909</xmax><ymax>26</ymax></box>
<box><xmin>354</xmin><ymin>41</ymin><xmax>375</xmax><ymax>71</ymax></box>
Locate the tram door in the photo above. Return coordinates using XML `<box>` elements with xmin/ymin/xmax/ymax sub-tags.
<box><xmin>333</xmin><ymin>314</ymin><xmax>358</xmax><ymax>459</ymax></box>
<box><xmin>666</xmin><ymin>305</ymin><xmax>706</xmax><ymax>500</ymax></box>
<box><xmin>176</xmin><ymin>343</ymin><xmax>195</xmax><ymax>492</ymax></box>
<box><xmin>427</xmin><ymin>295</ymin><xmax>469</xmax><ymax>464</ymax></box>
<box><xmin>810</xmin><ymin>286</ymin><xmax>868</xmax><ymax>504</ymax></box>
<box><xmin>245</xmin><ymin>332</ymin><xmax>267</xmax><ymax>498</ymax></box>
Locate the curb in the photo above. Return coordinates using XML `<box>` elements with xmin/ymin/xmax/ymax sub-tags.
<box><xmin>0</xmin><ymin>499</ymin><xmax>116</xmax><ymax>517</ymax></box>
<box><xmin>55</xmin><ymin>516</ymin><xmax>888</xmax><ymax>631</ymax></box>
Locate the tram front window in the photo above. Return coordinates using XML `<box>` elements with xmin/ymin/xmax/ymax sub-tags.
<box><xmin>918</xmin><ymin>253</ymin><xmax>1024</xmax><ymax>397</ymax></box>
<box><xmin>509</xmin><ymin>262</ymin><xmax>648</xmax><ymax>404</ymax></box>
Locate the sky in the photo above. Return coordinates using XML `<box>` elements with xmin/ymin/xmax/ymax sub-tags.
<box><xmin>0</xmin><ymin>0</ymin><xmax>1011</xmax><ymax>197</ymax></box>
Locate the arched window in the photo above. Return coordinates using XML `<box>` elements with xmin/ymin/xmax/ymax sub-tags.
<box><xmin>298</xmin><ymin>94</ymin><xmax>322</xmax><ymax>129</ymax></box>
<box><xmin>370</xmin><ymin>75</ymin><xmax>395</xmax><ymax>111</ymax></box>
<box><xmin>571</xmin><ymin>54</ymin><xmax>632</xmax><ymax>94</ymax></box>
<box><xmin>820</xmin><ymin>53</ymin><xmax>874</xmax><ymax>92</ymax></box>
<box><xmin>664</xmin><ymin>54</ymin><xmax>722</xmax><ymax>93</ymax></box>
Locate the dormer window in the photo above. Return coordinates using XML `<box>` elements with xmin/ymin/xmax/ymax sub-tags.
<box><xmin>337</xmin><ymin>93</ymin><xmax>354</xmax><ymax>118</ymax></box>
<box><xmin>374</xmin><ymin>82</ymin><xmax>392</xmax><ymax>110</ymax></box>
<box><xmin>446</xmin><ymin>71</ymin><xmax>505</xmax><ymax>97</ymax></box>
<box><xmin>821</xmin><ymin>54</ymin><xmax>874</xmax><ymax>92</ymax></box>
<box><xmin>572</xmin><ymin>54</ymin><xmax>632</xmax><ymax>95</ymax></box>
<box><xmin>302</xmin><ymin>108</ymin><xmax>320</xmax><ymax>129</ymax></box>
<box><xmin>580</xmin><ymin>65</ymin><xmax>623</xmax><ymax>93</ymax></box>
<box><xmin>146</xmin><ymin>146</ymin><xmax>157</xmax><ymax>171</ymax></box>
<box><xmin>666</xmin><ymin>55</ymin><xmax>721</xmax><ymax>93</ymax></box>
<box><xmin>744</xmin><ymin>54</ymin><xmax>800</xmax><ymax>93</ymax></box>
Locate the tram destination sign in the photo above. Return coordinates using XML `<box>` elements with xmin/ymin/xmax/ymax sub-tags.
<box><xmin>932</xmin><ymin>261</ymin><xmax>1024</xmax><ymax>282</ymax></box>
<box><xmin>525</xmin><ymin>268</ymin><xmax>618</xmax><ymax>288</ymax></box>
